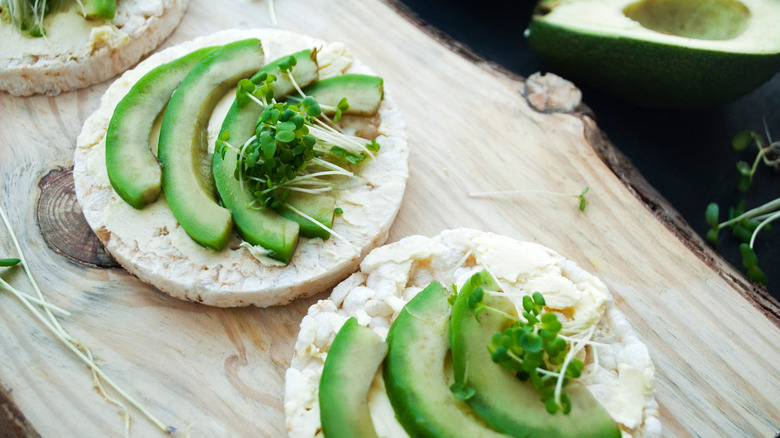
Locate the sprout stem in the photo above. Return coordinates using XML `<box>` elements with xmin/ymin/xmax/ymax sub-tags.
<box><xmin>0</xmin><ymin>278</ymin><xmax>71</xmax><ymax>316</ymax></box>
<box><xmin>719</xmin><ymin>198</ymin><xmax>780</xmax><ymax>229</ymax></box>
<box><xmin>0</xmin><ymin>203</ymin><xmax>175</xmax><ymax>434</ymax></box>
<box><xmin>749</xmin><ymin>210</ymin><xmax>780</xmax><ymax>249</ymax></box>
<box><xmin>554</xmin><ymin>326</ymin><xmax>594</xmax><ymax>409</ymax></box>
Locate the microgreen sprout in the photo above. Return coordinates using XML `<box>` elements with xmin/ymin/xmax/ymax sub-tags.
<box><xmin>467</xmin><ymin>285</ymin><xmax>583</xmax><ymax>414</ymax></box>
<box><xmin>468</xmin><ymin>187</ymin><xmax>590</xmax><ymax>212</ymax></box>
<box><xmin>705</xmin><ymin>127</ymin><xmax>780</xmax><ymax>285</ymax></box>
<box><xmin>0</xmin><ymin>203</ymin><xmax>180</xmax><ymax>436</ymax></box>
<box><xmin>730</xmin><ymin>128</ymin><xmax>780</xmax><ymax>193</ymax></box>
<box><xmin>217</xmin><ymin>65</ymin><xmax>379</xmax><ymax>213</ymax></box>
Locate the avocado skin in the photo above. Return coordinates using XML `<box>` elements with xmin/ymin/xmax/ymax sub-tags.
<box><xmin>383</xmin><ymin>282</ymin><xmax>510</xmax><ymax>438</ymax></box>
<box><xmin>527</xmin><ymin>15</ymin><xmax>780</xmax><ymax>108</ymax></box>
<box><xmin>213</xmin><ymin>49</ymin><xmax>319</xmax><ymax>262</ymax></box>
<box><xmin>158</xmin><ymin>39</ymin><xmax>265</xmax><ymax>251</ymax></box>
<box><xmin>106</xmin><ymin>46</ymin><xmax>217</xmax><ymax>210</ymax></box>
<box><xmin>450</xmin><ymin>272</ymin><xmax>621</xmax><ymax>438</ymax></box>
<box><xmin>319</xmin><ymin>317</ymin><xmax>386</xmax><ymax>438</ymax></box>
<box><xmin>302</xmin><ymin>74</ymin><xmax>384</xmax><ymax>116</ymax></box>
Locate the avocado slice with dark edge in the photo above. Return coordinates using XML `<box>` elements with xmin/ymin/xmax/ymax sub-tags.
<box><xmin>82</xmin><ymin>0</ymin><xmax>116</xmax><ymax>19</ymax></box>
<box><xmin>275</xmin><ymin>191</ymin><xmax>334</xmax><ymax>240</ymax></box>
<box><xmin>450</xmin><ymin>271</ymin><xmax>621</xmax><ymax>437</ymax></box>
<box><xmin>319</xmin><ymin>317</ymin><xmax>386</xmax><ymax>438</ymax></box>
<box><xmin>383</xmin><ymin>281</ymin><xmax>510</xmax><ymax>438</ymax></box>
<box><xmin>158</xmin><ymin>38</ymin><xmax>265</xmax><ymax>251</ymax></box>
<box><xmin>301</xmin><ymin>74</ymin><xmax>384</xmax><ymax>116</ymax></box>
<box><xmin>212</xmin><ymin>49</ymin><xmax>319</xmax><ymax>262</ymax></box>
<box><xmin>527</xmin><ymin>0</ymin><xmax>780</xmax><ymax>107</ymax></box>
<box><xmin>106</xmin><ymin>46</ymin><xmax>218</xmax><ymax>210</ymax></box>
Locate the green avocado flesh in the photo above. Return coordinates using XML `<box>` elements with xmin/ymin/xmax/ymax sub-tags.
<box><xmin>528</xmin><ymin>0</ymin><xmax>780</xmax><ymax>107</ymax></box>
<box><xmin>275</xmin><ymin>191</ymin><xmax>334</xmax><ymax>240</ymax></box>
<box><xmin>212</xmin><ymin>49</ymin><xmax>318</xmax><ymax>263</ymax></box>
<box><xmin>83</xmin><ymin>0</ymin><xmax>116</xmax><ymax>19</ymax></box>
<box><xmin>319</xmin><ymin>317</ymin><xmax>387</xmax><ymax>438</ymax></box>
<box><xmin>450</xmin><ymin>272</ymin><xmax>621</xmax><ymax>438</ymax></box>
<box><xmin>383</xmin><ymin>282</ymin><xmax>510</xmax><ymax>438</ymax></box>
<box><xmin>302</xmin><ymin>74</ymin><xmax>384</xmax><ymax>116</ymax></box>
<box><xmin>158</xmin><ymin>38</ymin><xmax>265</xmax><ymax>251</ymax></box>
<box><xmin>106</xmin><ymin>46</ymin><xmax>217</xmax><ymax>210</ymax></box>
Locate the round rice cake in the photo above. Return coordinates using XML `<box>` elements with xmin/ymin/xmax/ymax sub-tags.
<box><xmin>73</xmin><ymin>28</ymin><xmax>409</xmax><ymax>307</ymax></box>
<box><xmin>284</xmin><ymin>228</ymin><xmax>662</xmax><ymax>437</ymax></box>
<box><xmin>0</xmin><ymin>0</ymin><xmax>189</xmax><ymax>96</ymax></box>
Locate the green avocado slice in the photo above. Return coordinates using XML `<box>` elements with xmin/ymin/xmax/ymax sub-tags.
<box><xmin>158</xmin><ymin>38</ymin><xmax>265</xmax><ymax>251</ymax></box>
<box><xmin>212</xmin><ymin>49</ymin><xmax>319</xmax><ymax>262</ymax></box>
<box><xmin>106</xmin><ymin>46</ymin><xmax>218</xmax><ymax>210</ymax></box>
<box><xmin>383</xmin><ymin>281</ymin><xmax>510</xmax><ymax>438</ymax></box>
<box><xmin>301</xmin><ymin>74</ymin><xmax>384</xmax><ymax>116</ymax></box>
<box><xmin>319</xmin><ymin>317</ymin><xmax>386</xmax><ymax>438</ymax></box>
<box><xmin>83</xmin><ymin>0</ymin><xmax>116</xmax><ymax>19</ymax></box>
<box><xmin>449</xmin><ymin>271</ymin><xmax>621</xmax><ymax>438</ymax></box>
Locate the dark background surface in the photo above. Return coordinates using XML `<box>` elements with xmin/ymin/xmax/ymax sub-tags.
<box><xmin>398</xmin><ymin>0</ymin><xmax>779</xmax><ymax>299</ymax></box>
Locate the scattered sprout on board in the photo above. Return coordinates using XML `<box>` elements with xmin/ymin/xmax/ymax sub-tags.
<box><xmin>705</xmin><ymin>127</ymin><xmax>780</xmax><ymax>285</ymax></box>
<box><xmin>468</xmin><ymin>187</ymin><xmax>590</xmax><ymax>212</ymax></box>
<box><xmin>0</xmin><ymin>203</ymin><xmax>182</xmax><ymax>436</ymax></box>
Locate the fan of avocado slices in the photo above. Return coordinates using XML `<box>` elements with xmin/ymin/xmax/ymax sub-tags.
<box><xmin>285</xmin><ymin>229</ymin><xmax>662</xmax><ymax>438</ymax></box>
<box><xmin>105</xmin><ymin>38</ymin><xmax>384</xmax><ymax>264</ymax></box>
<box><xmin>74</xmin><ymin>29</ymin><xmax>408</xmax><ymax>307</ymax></box>
<box><xmin>0</xmin><ymin>0</ymin><xmax>115</xmax><ymax>36</ymax></box>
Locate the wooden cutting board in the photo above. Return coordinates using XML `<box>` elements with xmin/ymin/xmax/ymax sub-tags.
<box><xmin>1</xmin><ymin>0</ymin><xmax>779</xmax><ymax>436</ymax></box>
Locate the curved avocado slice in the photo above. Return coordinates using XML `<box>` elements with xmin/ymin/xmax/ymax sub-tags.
<box><xmin>106</xmin><ymin>46</ymin><xmax>217</xmax><ymax>210</ymax></box>
<box><xmin>450</xmin><ymin>272</ymin><xmax>621</xmax><ymax>437</ymax></box>
<box><xmin>158</xmin><ymin>39</ymin><xmax>265</xmax><ymax>251</ymax></box>
<box><xmin>383</xmin><ymin>282</ymin><xmax>510</xmax><ymax>438</ymax></box>
<box><xmin>212</xmin><ymin>49</ymin><xmax>319</xmax><ymax>262</ymax></box>
<box><xmin>301</xmin><ymin>74</ymin><xmax>384</xmax><ymax>116</ymax></box>
<box><xmin>527</xmin><ymin>0</ymin><xmax>780</xmax><ymax>107</ymax></box>
<box><xmin>319</xmin><ymin>317</ymin><xmax>386</xmax><ymax>438</ymax></box>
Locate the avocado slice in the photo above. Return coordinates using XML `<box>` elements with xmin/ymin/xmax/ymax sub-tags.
<box><xmin>82</xmin><ymin>0</ymin><xmax>116</xmax><ymax>19</ymax></box>
<box><xmin>301</xmin><ymin>74</ymin><xmax>384</xmax><ymax>116</ymax></box>
<box><xmin>527</xmin><ymin>0</ymin><xmax>780</xmax><ymax>107</ymax></box>
<box><xmin>319</xmin><ymin>317</ymin><xmax>386</xmax><ymax>438</ymax></box>
<box><xmin>275</xmin><ymin>191</ymin><xmax>335</xmax><ymax>240</ymax></box>
<box><xmin>383</xmin><ymin>281</ymin><xmax>510</xmax><ymax>438</ymax></box>
<box><xmin>106</xmin><ymin>46</ymin><xmax>217</xmax><ymax>210</ymax></box>
<box><xmin>158</xmin><ymin>39</ymin><xmax>265</xmax><ymax>251</ymax></box>
<box><xmin>450</xmin><ymin>271</ymin><xmax>621</xmax><ymax>437</ymax></box>
<box><xmin>213</xmin><ymin>49</ymin><xmax>319</xmax><ymax>262</ymax></box>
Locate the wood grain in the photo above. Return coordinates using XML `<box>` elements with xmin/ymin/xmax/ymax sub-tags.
<box><xmin>0</xmin><ymin>0</ymin><xmax>778</xmax><ymax>437</ymax></box>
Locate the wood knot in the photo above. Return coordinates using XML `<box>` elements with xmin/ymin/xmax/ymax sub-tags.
<box><xmin>36</xmin><ymin>167</ymin><xmax>119</xmax><ymax>268</ymax></box>
<box><xmin>523</xmin><ymin>72</ymin><xmax>582</xmax><ymax>113</ymax></box>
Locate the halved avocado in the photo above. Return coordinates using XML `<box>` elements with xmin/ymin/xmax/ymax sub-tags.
<box><xmin>449</xmin><ymin>271</ymin><xmax>621</xmax><ymax>437</ymax></box>
<box><xmin>383</xmin><ymin>282</ymin><xmax>510</xmax><ymax>438</ymax></box>
<box><xmin>158</xmin><ymin>38</ymin><xmax>265</xmax><ymax>251</ymax></box>
<box><xmin>106</xmin><ymin>46</ymin><xmax>217</xmax><ymax>210</ymax></box>
<box><xmin>527</xmin><ymin>0</ymin><xmax>780</xmax><ymax>107</ymax></box>
<box><xmin>212</xmin><ymin>49</ymin><xmax>319</xmax><ymax>262</ymax></box>
<box><xmin>319</xmin><ymin>317</ymin><xmax>386</xmax><ymax>438</ymax></box>
<box><xmin>83</xmin><ymin>0</ymin><xmax>116</xmax><ymax>19</ymax></box>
